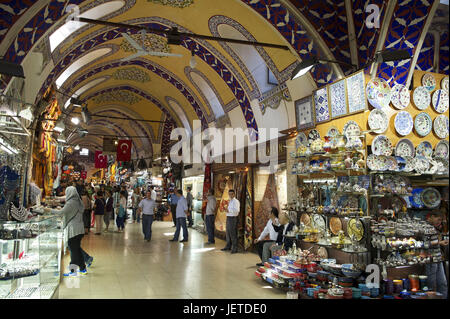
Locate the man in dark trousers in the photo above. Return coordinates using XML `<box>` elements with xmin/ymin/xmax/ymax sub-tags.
<box><xmin>186</xmin><ymin>187</ymin><xmax>194</xmax><ymax>227</ymax></box>
<box><xmin>221</xmin><ymin>189</ymin><xmax>240</xmax><ymax>254</ymax></box>
<box><xmin>169</xmin><ymin>189</ymin><xmax>189</xmax><ymax>242</ymax></box>
<box><xmin>168</xmin><ymin>188</ymin><xmax>178</xmax><ymax>227</ymax></box>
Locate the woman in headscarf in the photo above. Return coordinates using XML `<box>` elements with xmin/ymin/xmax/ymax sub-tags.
<box><xmin>45</xmin><ymin>186</ymin><xmax>87</xmax><ymax>276</ymax></box>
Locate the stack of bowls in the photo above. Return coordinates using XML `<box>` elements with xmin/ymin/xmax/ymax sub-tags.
<box><xmin>316</xmin><ymin>270</ymin><xmax>330</xmax><ymax>281</ymax></box>
<box><xmin>339</xmin><ymin>276</ymin><xmax>353</xmax><ymax>287</ymax></box>
<box><xmin>343</xmin><ymin>288</ymin><xmax>353</xmax><ymax>299</ymax></box>
<box><xmin>352</xmin><ymin>288</ymin><xmax>361</xmax><ymax>299</ymax></box>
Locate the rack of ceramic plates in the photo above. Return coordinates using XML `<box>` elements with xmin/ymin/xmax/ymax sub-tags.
<box><xmin>0</xmin><ymin>215</ymin><xmax>62</xmax><ymax>299</ymax></box>
<box><xmin>290</xmin><ymin>129</ymin><xmax>369</xmax><ymax>177</ymax></box>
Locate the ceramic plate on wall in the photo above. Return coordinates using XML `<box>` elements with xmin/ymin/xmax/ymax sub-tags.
<box><xmin>366</xmin><ymin>77</ymin><xmax>391</xmax><ymax>109</ymax></box>
<box><xmin>434</xmin><ymin>140</ymin><xmax>449</xmax><ymax>159</ymax></box>
<box><xmin>343</xmin><ymin>120</ymin><xmax>361</xmax><ymax>138</ymax></box>
<box><xmin>368</xmin><ymin>109</ymin><xmax>388</xmax><ymax>134</ymax></box>
<box><xmin>422</xmin><ymin>73</ymin><xmax>437</xmax><ymax>92</ymax></box>
<box><xmin>372</xmin><ymin>135</ymin><xmax>393</xmax><ymax>156</ymax></box>
<box><xmin>433</xmin><ymin>115</ymin><xmax>449</xmax><ymax>139</ymax></box>
<box><xmin>410</xmin><ymin>188</ymin><xmax>424</xmax><ymax>208</ymax></box>
<box><xmin>421</xmin><ymin>187</ymin><xmax>441</xmax><ymax>209</ymax></box>
<box><xmin>413</xmin><ymin>86</ymin><xmax>431</xmax><ymax>110</ymax></box>
<box><xmin>441</xmin><ymin>76</ymin><xmax>449</xmax><ymax>92</ymax></box>
<box><xmin>413</xmin><ymin>156</ymin><xmax>430</xmax><ymax>174</ymax></box>
<box><xmin>416</xmin><ymin>141</ymin><xmax>433</xmax><ymax>158</ymax></box>
<box><xmin>395</xmin><ymin>138</ymin><xmax>415</xmax><ymax>157</ymax></box>
<box><xmin>390</xmin><ymin>84</ymin><xmax>410</xmax><ymax>109</ymax></box>
<box><xmin>432</xmin><ymin>89</ymin><xmax>449</xmax><ymax>113</ymax></box>
<box><xmin>394</xmin><ymin>111</ymin><xmax>413</xmax><ymax>136</ymax></box>
<box><xmin>414</xmin><ymin>112</ymin><xmax>433</xmax><ymax>137</ymax></box>
<box><xmin>295</xmin><ymin>132</ymin><xmax>308</xmax><ymax>148</ymax></box>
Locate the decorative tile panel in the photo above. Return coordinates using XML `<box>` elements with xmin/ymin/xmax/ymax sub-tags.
<box><xmin>346</xmin><ymin>70</ymin><xmax>367</xmax><ymax>114</ymax></box>
<box><xmin>294</xmin><ymin>95</ymin><xmax>314</xmax><ymax>131</ymax></box>
<box><xmin>313</xmin><ymin>87</ymin><xmax>330</xmax><ymax>123</ymax></box>
<box><xmin>329</xmin><ymin>79</ymin><xmax>347</xmax><ymax>118</ymax></box>
<box><xmin>0</xmin><ymin>0</ymin><xmax>32</xmax><ymax>43</ymax></box>
<box><xmin>258</xmin><ymin>83</ymin><xmax>292</xmax><ymax>115</ymax></box>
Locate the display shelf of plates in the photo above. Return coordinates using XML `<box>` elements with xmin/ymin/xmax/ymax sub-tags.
<box><xmin>0</xmin><ymin>215</ymin><xmax>62</xmax><ymax>299</ymax></box>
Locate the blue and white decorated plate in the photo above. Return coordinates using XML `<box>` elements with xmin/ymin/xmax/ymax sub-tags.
<box><xmin>343</xmin><ymin>120</ymin><xmax>361</xmax><ymax>138</ymax></box>
<box><xmin>432</xmin><ymin>89</ymin><xmax>449</xmax><ymax>113</ymax></box>
<box><xmin>390</xmin><ymin>84</ymin><xmax>410</xmax><ymax>110</ymax></box>
<box><xmin>413</xmin><ymin>156</ymin><xmax>430</xmax><ymax>174</ymax></box>
<box><xmin>366</xmin><ymin>78</ymin><xmax>391</xmax><ymax>109</ymax></box>
<box><xmin>395</xmin><ymin>138</ymin><xmax>415</xmax><ymax>157</ymax></box>
<box><xmin>308</xmin><ymin>129</ymin><xmax>321</xmax><ymax>145</ymax></box>
<box><xmin>422</xmin><ymin>73</ymin><xmax>437</xmax><ymax>92</ymax></box>
<box><xmin>434</xmin><ymin>140</ymin><xmax>449</xmax><ymax>160</ymax></box>
<box><xmin>410</xmin><ymin>188</ymin><xmax>424</xmax><ymax>208</ymax></box>
<box><xmin>372</xmin><ymin>135</ymin><xmax>393</xmax><ymax>156</ymax></box>
<box><xmin>413</xmin><ymin>86</ymin><xmax>431</xmax><ymax>110</ymax></box>
<box><xmin>433</xmin><ymin>115</ymin><xmax>449</xmax><ymax>139</ymax></box>
<box><xmin>416</xmin><ymin>141</ymin><xmax>433</xmax><ymax>158</ymax></box>
<box><xmin>414</xmin><ymin>112</ymin><xmax>432</xmax><ymax>137</ymax></box>
<box><xmin>394</xmin><ymin>111</ymin><xmax>413</xmax><ymax>136</ymax></box>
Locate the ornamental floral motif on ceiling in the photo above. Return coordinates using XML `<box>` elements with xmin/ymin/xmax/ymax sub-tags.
<box><xmin>258</xmin><ymin>83</ymin><xmax>291</xmax><ymax>115</ymax></box>
<box><xmin>93</xmin><ymin>90</ymin><xmax>141</xmax><ymax>105</ymax></box>
<box><xmin>120</xmin><ymin>33</ymin><xmax>170</xmax><ymax>54</ymax></box>
<box><xmin>113</xmin><ymin>67</ymin><xmax>151</xmax><ymax>82</ymax></box>
<box><xmin>147</xmin><ymin>0</ymin><xmax>193</xmax><ymax>8</ymax></box>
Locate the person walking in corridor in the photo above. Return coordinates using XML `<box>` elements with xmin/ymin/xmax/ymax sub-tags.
<box><xmin>205</xmin><ymin>189</ymin><xmax>216</xmax><ymax>244</ymax></box>
<box><xmin>116</xmin><ymin>191</ymin><xmax>127</xmax><ymax>232</ymax></box>
<box><xmin>138</xmin><ymin>191</ymin><xmax>156</xmax><ymax>241</ymax></box>
<box><xmin>93</xmin><ymin>191</ymin><xmax>105</xmax><ymax>235</ymax></box>
<box><xmin>170</xmin><ymin>189</ymin><xmax>188</xmax><ymax>242</ymax></box>
<box><xmin>221</xmin><ymin>189</ymin><xmax>240</xmax><ymax>254</ymax></box>
<box><xmin>104</xmin><ymin>190</ymin><xmax>114</xmax><ymax>232</ymax></box>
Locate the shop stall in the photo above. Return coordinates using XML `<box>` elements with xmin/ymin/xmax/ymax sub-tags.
<box><xmin>255</xmin><ymin>70</ymin><xmax>449</xmax><ymax>299</ymax></box>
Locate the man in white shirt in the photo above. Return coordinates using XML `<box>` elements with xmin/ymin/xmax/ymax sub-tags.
<box><xmin>204</xmin><ymin>189</ymin><xmax>217</xmax><ymax>244</ymax></box>
<box><xmin>221</xmin><ymin>189</ymin><xmax>240</xmax><ymax>254</ymax></box>
<box><xmin>150</xmin><ymin>186</ymin><xmax>157</xmax><ymax>201</ymax></box>
<box><xmin>138</xmin><ymin>191</ymin><xmax>156</xmax><ymax>242</ymax></box>
<box><xmin>254</xmin><ymin>207</ymin><xmax>280</xmax><ymax>266</ymax></box>
<box><xmin>169</xmin><ymin>190</ymin><xmax>189</xmax><ymax>242</ymax></box>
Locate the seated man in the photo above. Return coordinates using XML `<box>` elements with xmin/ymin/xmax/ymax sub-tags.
<box><xmin>269</xmin><ymin>212</ymin><xmax>296</xmax><ymax>258</ymax></box>
<box><xmin>254</xmin><ymin>207</ymin><xmax>280</xmax><ymax>267</ymax></box>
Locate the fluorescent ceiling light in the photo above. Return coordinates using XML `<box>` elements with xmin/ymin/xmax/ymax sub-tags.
<box><xmin>0</xmin><ymin>145</ymin><xmax>13</xmax><ymax>154</ymax></box>
<box><xmin>291</xmin><ymin>57</ymin><xmax>318</xmax><ymax>80</ymax></box>
<box><xmin>71</xmin><ymin>117</ymin><xmax>80</xmax><ymax>125</ymax></box>
<box><xmin>80</xmin><ymin>148</ymin><xmax>89</xmax><ymax>156</ymax></box>
<box><xmin>74</xmin><ymin>145</ymin><xmax>80</xmax><ymax>150</ymax></box>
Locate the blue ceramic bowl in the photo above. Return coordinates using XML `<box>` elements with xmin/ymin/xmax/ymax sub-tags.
<box><xmin>342</xmin><ymin>268</ymin><xmax>363</xmax><ymax>279</ymax></box>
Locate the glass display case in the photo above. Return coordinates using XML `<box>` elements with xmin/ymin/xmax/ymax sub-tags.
<box><xmin>0</xmin><ymin>215</ymin><xmax>62</xmax><ymax>299</ymax></box>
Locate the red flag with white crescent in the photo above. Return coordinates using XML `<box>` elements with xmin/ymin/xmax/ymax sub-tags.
<box><xmin>116</xmin><ymin>139</ymin><xmax>132</xmax><ymax>162</ymax></box>
<box><xmin>95</xmin><ymin>151</ymin><xmax>108</xmax><ymax>168</ymax></box>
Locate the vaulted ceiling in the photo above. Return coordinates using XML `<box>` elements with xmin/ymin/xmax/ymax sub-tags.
<box><xmin>1</xmin><ymin>0</ymin><xmax>448</xmax><ymax>160</ymax></box>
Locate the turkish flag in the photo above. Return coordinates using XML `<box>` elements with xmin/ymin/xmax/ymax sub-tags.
<box><xmin>117</xmin><ymin>140</ymin><xmax>132</xmax><ymax>162</ymax></box>
<box><xmin>95</xmin><ymin>151</ymin><xmax>108</xmax><ymax>168</ymax></box>
<box><xmin>81</xmin><ymin>171</ymin><xmax>87</xmax><ymax>180</ymax></box>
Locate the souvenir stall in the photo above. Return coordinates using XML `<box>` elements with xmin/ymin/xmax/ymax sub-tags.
<box><xmin>255</xmin><ymin>70</ymin><xmax>449</xmax><ymax>299</ymax></box>
<box><xmin>1</xmin><ymin>92</ymin><xmax>62</xmax><ymax>299</ymax></box>
<box><xmin>182</xmin><ymin>172</ymin><xmax>204</xmax><ymax>227</ymax></box>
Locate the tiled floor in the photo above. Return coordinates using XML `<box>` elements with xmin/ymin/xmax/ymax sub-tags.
<box><xmin>58</xmin><ymin>220</ymin><xmax>286</xmax><ymax>299</ymax></box>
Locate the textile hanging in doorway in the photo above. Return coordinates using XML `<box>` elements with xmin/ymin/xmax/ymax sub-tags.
<box><xmin>254</xmin><ymin>174</ymin><xmax>279</xmax><ymax>239</ymax></box>
<box><xmin>244</xmin><ymin>169</ymin><xmax>253</xmax><ymax>250</ymax></box>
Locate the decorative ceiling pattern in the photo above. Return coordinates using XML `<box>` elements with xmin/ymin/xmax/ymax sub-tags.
<box><xmin>112</xmin><ymin>67</ymin><xmax>151</xmax><ymax>82</ymax></box>
<box><xmin>415</xmin><ymin>32</ymin><xmax>435</xmax><ymax>72</ymax></box>
<box><xmin>147</xmin><ymin>0</ymin><xmax>194</xmax><ymax>8</ymax></box>
<box><xmin>289</xmin><ymin>0</ymin><xmax>351</xmax><ymax>73</ymax></box>
<box><xmin>120</xmin><ymin>33</ymin><xmax>170</xmax><ymax>53</ymax></box>
<box><xmin>352</xmin><ymin>0</ymin><xmax>388</xmax><ymax>69</ymax></box>
<box><xmin>92</xmin><ymin>90</ymin><xmax>142</xmax><ymax>105</ymax></box>
<box><xmin>241</xmin><ymin>0</ymin><xmax>335</xmax><ymax>85</ymax></box>
<box><xmin>440</xmin><ymin>31</ymin><xmax>449</xmax><ymax>73</ymax></box>
<box><xmin>61</xmin><ymin>59</ymin><xmax>209</xmax><ymax>128</ymax></box>
<box><xmin>0</xmin><ymin>0</ymin><xmax>31</xmax><ymax>41</ymax></box>
<box><xmin>376</xmin><ymin>0</ymin><xmax>436</xmax><ymax>85</ymax></box>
